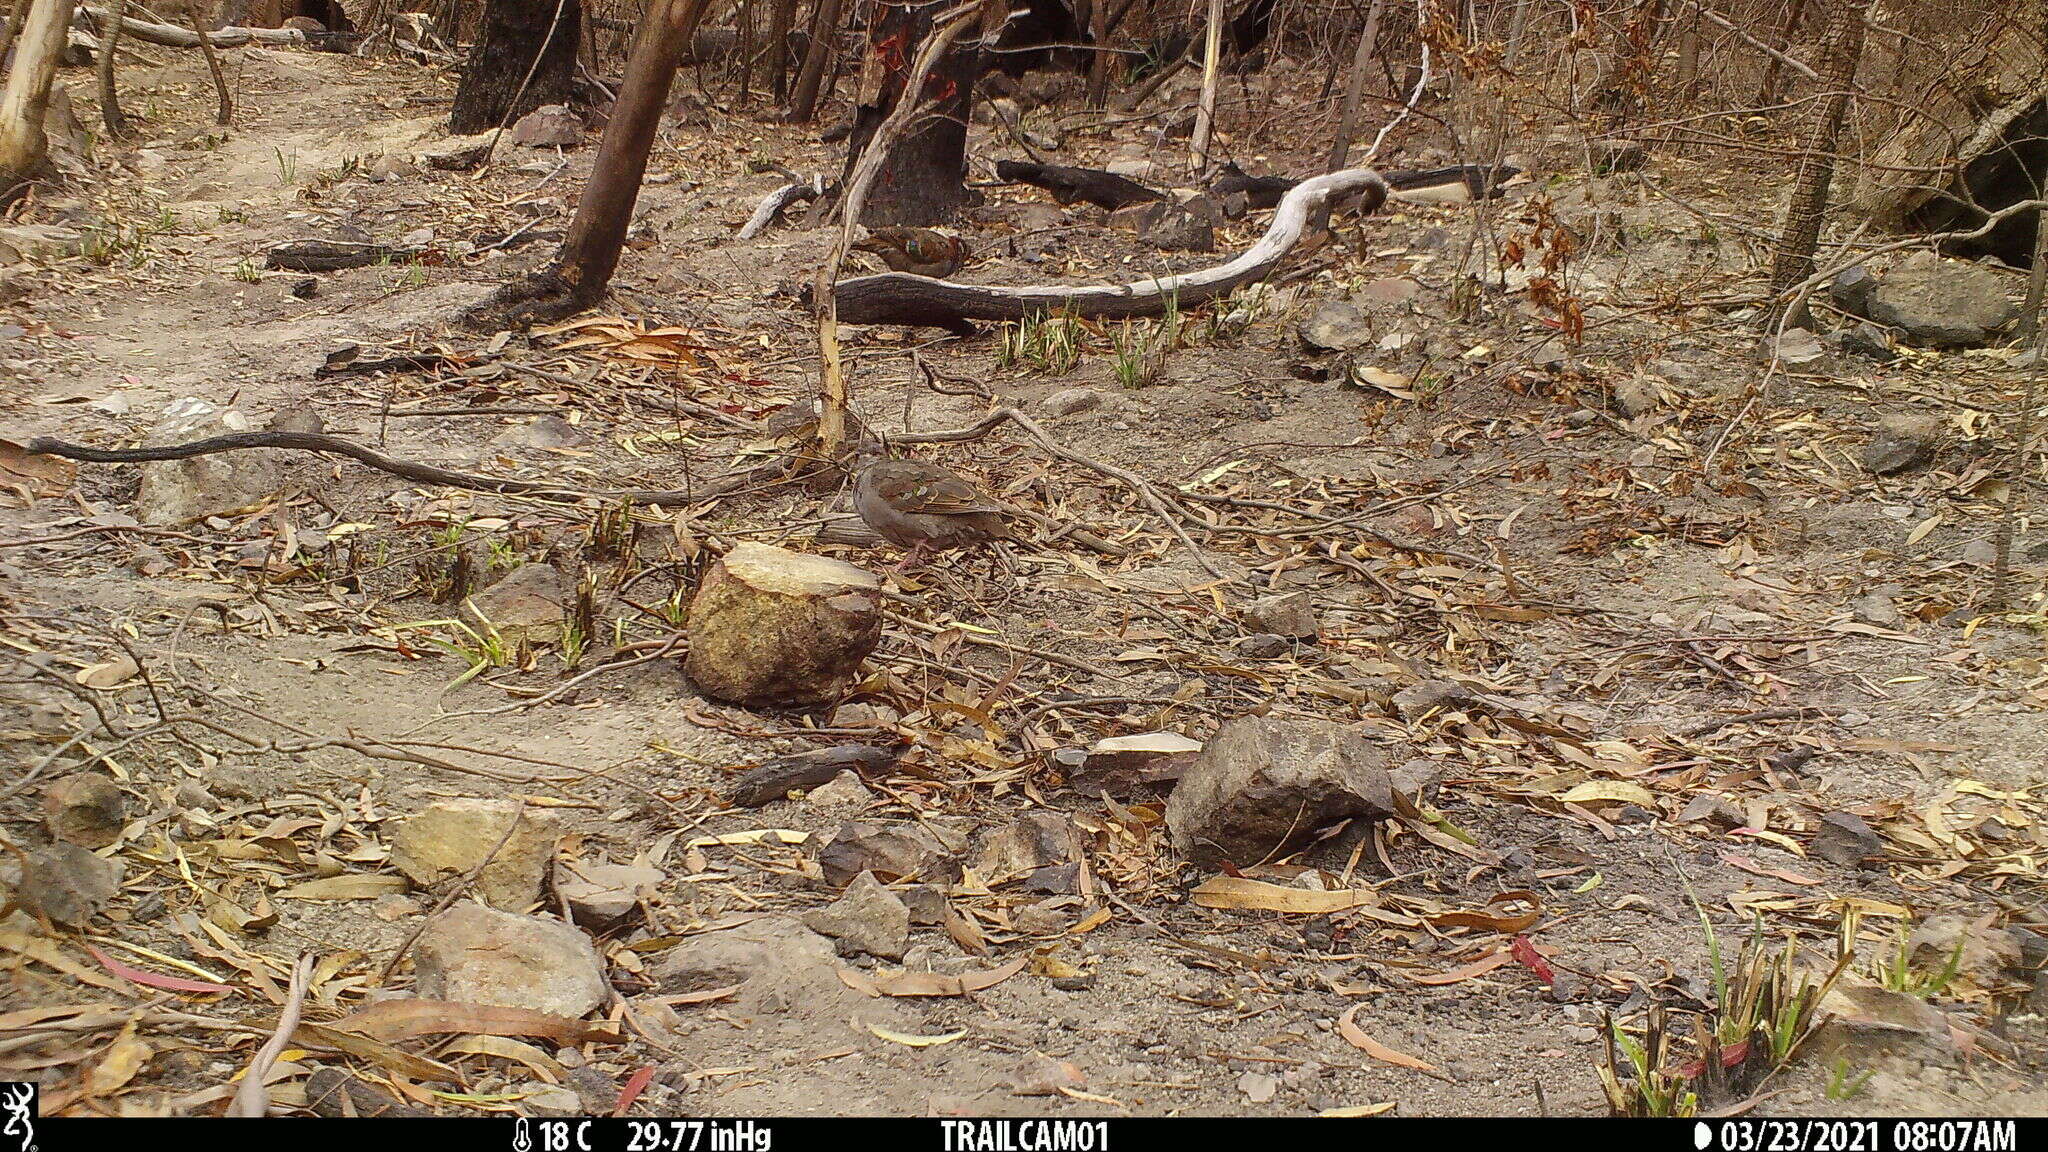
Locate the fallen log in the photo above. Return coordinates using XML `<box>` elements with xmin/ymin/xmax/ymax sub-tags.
<box><xmin>79</xmin><ymin>7</ymin><xmax>306</xmax><ymax>48</ymax></box>
<box><xmin>736</xmin><ymin>176</ymin><xmax>825</xmax><ymax>240</ymax></box>
<box><xmin>834</xmin><ymin>166</ymin><xmax>1388</xmax><ymax>328</ymax></box>
<box><xmin>1210</xmin><ymin>162</ymin><xmax>1520</xmax><ymax>210</ymax></box>
<box><xmin>995</xmin><ymin>159</ymin><xmax>1165</xmax><ymax>210</ymax></box>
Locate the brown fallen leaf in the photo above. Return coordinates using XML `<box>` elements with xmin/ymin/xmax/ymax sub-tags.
<box><xmin>1338</xmin><ymin>1004</ymin><xmax>1442</xmax><ymax>1074</ymax></box>
<box><xmin>295</xmin><ymin>1022</ymin><xmax>460</xmax><ymax>1082</ymax></box>
<box><xmin>0</xmin><ymin>436</ymin><xmax>77</xmax><ymax>498</ymax></box>
<box><xmin>1403</xmin><ymin>949</ymin><xmax>1514</xmax><ymax>986</ymax></box>
<box><xmin>327</xmin><ymin>999</ymin><xmax>619</xmax><ymax>1045</ymax></box>
<box><xmin>839</xmin><ymin>954</ymin><xmax>1029</xmax><ymax>998</ymax></box>
<box><xmin>74</xmin><ymin>654</ymin><xmax>140</xmax><ymax>690</ymax></box>
<box><xmin>1191</xmin><ymin>875</ymin><xmax>1388</xmax><ymax>916</ymax></box>
<box><xmin>276</xmin><ymin>874</ymin><xmax>409</xmax><ymax>900</ymax></box>
<box><xmin>1428</xmin><ymin>890</ymin><xmax>1543</xmax><ymax>934</ymax></box>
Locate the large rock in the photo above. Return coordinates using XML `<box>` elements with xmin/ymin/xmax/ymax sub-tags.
<box><xmin>413</xmin><ymin>904</ymin><xmax>606</xmax><ymax>1018</ymax></box>
<box><xmin>1866</xmin><ymin>252</ymin><xmax>2017</xmax><ymax>347</ymax></box>
<box><xmin>508</xmin><ymin>104</ymin><xmax>583</xmax><ymax>149</ymax></box>
<box><xmin>135</xmin><ymin>399</ymin><xmax>289</xmax><ymax>525</ymax></box>
<box><xmin>684</xmin><ymin>543</ymin><xmax>883</xmax><ymax>709</ymax></box>
<box><xmin>814</xmin><ymin>820</ymin><xmax>960</xmax><ymax>887</ymax></box>
<box><xmin>1165</xmin><ymin>716</ymin><xmax>1395</xmax><ymax>868</ymax></box>
<box><xmin>1299</xmin><ymin>300</ymin><xmax>1374</xmax><ymax>352</ymax></box>
<box><xmin>1860</xmin><ymin>414</ymin><xmax>1942</xmax><ymax>476</ymax></box>
<box><xmin>656</xmin><ymin>915</ymin><xmax>880</xmax><ymax>1018</ymax></box>
<box><xmin>464</xmin><ymin>562</ymin><xmax>571</xmax><ymax>645</ymax></box>
<box><xmin>390</xmin><ymin>798</ymin><xmax>562</xmax><ymax>909</ymax></box>
<box><xmin>801</xmin><ymin>871</ymin><xmax>910</xmax><ymax>959</ymax></box>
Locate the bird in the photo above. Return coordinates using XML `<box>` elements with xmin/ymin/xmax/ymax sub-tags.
<box><xmin>852</xmin><ymin>228</ymin><xmax>969</xmax><ymax>279</ymax></box>
<box><xmin>851</xmin><ymin>446</ymin><xmax>1008</xmax><ymax>570</ymax></box>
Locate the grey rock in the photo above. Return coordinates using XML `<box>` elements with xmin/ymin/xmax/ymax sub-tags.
<box><xmin>1867</xmin><ymin>252</ymin><xmax>2018</xmax><ymax>348</ymax></box>
<box><xmin>1245</xmin><ymin>591</ymin><xmax>1319</xmax><ymax>638</ymax></box>
<box><xmin>135</xmin><ymin>398</ymin><xmax>287</xmax><ymax>525</ymax></box>
<box><xmin>1851</xmin><ymin>590</ymin><xmax>1902</xmax><ymax>626</ymax></box>
<box><xmin>967</xmin><ymin>812</ymin><xmax>1080</xmax><ymax>885</ymax></box>
<box><xmin>465</xmin><ymin>562</ymin><xmax>571</xmax><ymax>642</ymax></box>
<box><xmin>508</xmin><ymin>105</ymin><xmax>584</xmax><ymax>149</ymax></box>
<box><xmin>1165</xmin><ymin>716</ymin><xmax>1395</xmax><ymax>868</ymax></box>
<box><xmin>1860</xmin><ymin>414</ymin><xmax>1942</xmax><ymax>475</ymax></box>
<box><xmin>1831</xmin><ymin>266</ymin><xmax>1877</xmax><ymax>316</ymax></box>
<box><xmin>1299</xmin><ymin>299</ymin><xmax>1374</xmax><ymax>352</ymax></box>
<box><xmin>656</xmin><ymin>915</ymin><xmax>853</xmax><ymax>1014</ymax></box>
<box><xmin>1610</xmin><ymin>374</ymin><xmax>1663</xmax><ymax>417</ymax></box>
<box><xmin>1391</xmin><ymin>679</ymin><xmax>1476</xmax><ymax>721</ymax></box>
<box><xmin>1039</xmin><ymin>387</ymin><xmax>1103</xmax><ymax>417</ymax></box>
<box><xmin>815</xmin><ymin>820</ymin><xmax>959</xmax><ymax>887</ymax></box>
<box><xmin>554</xmin><ymin>860</ymin><xmax>664</xmax><ymax>928</ymax></box>
<box><xmin>1811</xmin><ymin>810</ymin><xmax>1883</xmax><ymax>867</ymax></box>
<box><xmin>1772</xmin><ymin>327</ymin><xmax>1826</xmax><ymax>366</ymax></box>
<box><xmin>391</xmin><ymin>798</ymin><xmax>562</xmax><ymax>910</ymax></box>
<box><xmin>899</xmin><ymin>884</ymin><xmax>949</xmax><ymax>925</ymax></box>
<box><xmin>802</xmin><ymin>870</ymin><xmax>910</xmax><ymax>959</ymax></box>
<box><xmin>805</xmin><ymin>770</ymin><xmax>874</xmax><ymax>813</ymax></box>
<box><xmin>14</xmin><ymin>842</ymin><xmax>121</xmax><ymax>926</ymax></box>
<box><xmin>1137</xmin><ymin>195</ymin><xmax>1222</xmax><ymax>252</ymax></box>
<box><xmin>414</xmin><ymin>905</ymin><xmax>606</xmax><ymax>1018</ymax></box>
<box><xmin>514</xmin><ymin>1080</ymin><xmax>585</xmax><ymax>1115</ymax></box>
<box><xmin>1835</xmin><ymin>321</ymin><xmax>1896</xmax><ymax>361</ymax></box>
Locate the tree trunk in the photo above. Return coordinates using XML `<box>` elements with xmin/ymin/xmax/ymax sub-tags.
<box><xmin>191</xmin><ymin>2</ymin><xmax>233</xmax><ymax>126</ymax></box>
<box><xmin>467</xmin><ymin>0</ymin><xmax>712</xmax><ymax>328</ymax></box>
<box><xmin>1755</xmin><ymin>0</ymin><xmax>1809</xmax><ymax>107</ymax></box>
<box><xmin>449</xmin><ymin>0</ymin><xmax>583</xmax><ymax>135</ymax></box>
<box><xmin>765</xmin><ymin>0</ymin><xmax>796</xmax><ymax>99</ymax></box>
<box><xmin>0</xmin><ymin>0</ymin><xmax>74</xmax><ymax>203</ymax></box>
<box><xmin>1766</xmin><ymin>0</ymin><xmax>1863</xmax><ymax>327</ymax></box>
<box><xmin>0</xmin><ymin>0</ymin><xmax>34</xmax><ymax>66</ymax></box>
<box><xmin>97</xmin><ymin>1</ymin><xmax>132</xmax><ymax>140</ymax></box>
<box><xmin>787</xmin><ymin>0</ymin><xmax>842</xmax><ymax>122</ymax></box>
<box><xmin>1325</xmin><ymin>0</ymin><xmax>1385</xmax><ymax>172</ymax></box>
<box><xmin>838</xmin><ymin>0</ymin><xmax>981</xmax><ymax>228</ymax></box>
<box><xmin>1189</xmin><ymin>0</ymin><xmax>1223</xmax><ymax>169</ymax></box>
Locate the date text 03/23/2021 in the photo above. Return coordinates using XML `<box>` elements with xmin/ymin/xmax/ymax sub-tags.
<box><xmin>1700</xmin><ymin>1121</ymin><xmax>2019</xmax><ymax>1152</ymax></box>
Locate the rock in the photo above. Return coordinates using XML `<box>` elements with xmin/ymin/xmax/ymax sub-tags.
<box><xmin>364</xmin><ymin>154</ymin><xmax>416</xmax><ymax>182</ymax></box>
<box><xmin>0</xmin><ymin>223</ymin><xmax>83</xmax><ymax>261</ymax></box>
<box><xmin>1610</xmin><ymin>374</ymin><xmax>1663</xmax><ymax>417</ymax></box>
<box><xmin>1593</xmin><ymin>140</ymin><xmax>1648</xmax><ymax>174</ymax></box>
<box><xmin>1835</xmin><ymin>321</ymin><xmax>1895</xmax><ymax>361</ymax></box>
<box><xmin>899</xmin><ymin>884</ymin><xmax>949</xmax><ymax>925</ymax></box>
<box><xmin>414</xmin><ymin>904</ymin><xmax>606</xmax><ymax>1018</ymax></box>
<box><xmin>1390</xmin><ymin>758</ymin><xmax>1446</xmax><ymax>805</ymax></box>
<box><xmin>390</xmin><ymin>798</ymin><xmax>562</xmax><ymax>910</ymax></box>
<box><xmin>801</xmin><ymin>871</ymin><xmax>910</xmax><ymax>959</ymax></box>
<box><xmin>967</xmin><ymin>812</ymin><xmax>1080</xmax><ymax>887</ymax></box>
<box><xmin>1813</xmin><ymin>984</ymin><xmax>1951</xmax><ymax>1061</ymax></box>
<box><xmin>829</xmin><ymin>702</ymin><xmax>901</xmax><ymax>729</ymax></box>
<box><xmin>508</xmin><ymin>104</ymin><xmax>583</xmax><ymax>149</ymax></box>
<box><xmin>1866</xmin><ymin>252</ymin><xmax>2018</xmax><ymax>347</ymax></box>
<box><xmin>1831</xmin><ymin>266</ymin><xmax>1878</xmax><ymax>316</ymax></box>
<box><xmin>1137</xmin><ymin>195</ymin><xmax>1222</xmax><ymax>252</ymax></box>
<box><xmin>491</xmin><ymin>415</ymin><xmax>592</xmax><ymax>450</ymax></box>
<box><xmin>1235</xmin><ymin>633</ymin><xmax>1292</xmax><ymax>659</ymax></box>
<box><xmin>1908</xmin><ymin>914</ymin><xmax>2024</xmax><ymax>990</ymax></box>
<box><xmin>135</xmin><ymin>398</ymin><xmax>288</xmax><ymax>525</ymax></box>
<box><xmin>1811</xmin><ymin>810</ymin><xmax>1883</xmax><ymax>867</ymax></box>
<box><xmin>554</xmin><ymin>860</ymin><xmax>664</xmax><ymax>929</ymax></box>
<box><xmin>1860</xmin><ymin>414</ymin><xmax>1942</xmax><ymax>475</ymax></box>
<box><xmin>420</xmin><ymin>130</ymin><xmax>501</xmax><ymax>172</ymax></box>
<box><xmin>1039</xmin><ymin>387</ymin><xmax>1103</xmax><ymax>417</ymax></box>
<box><xmin>13</xmin><ymin>843</ymin><xmax>121</xmax><ymax>926</ymax></box>
<box><xmin>44</xmin><ymin>775</ymin><xmax>127</xmax><ymax>849</ymax></box>
<box><xmin>464</xmin><ymin>562</ymin><xmax>571</xmax><ymax>645</ymax></box>
<box><xmin>1238</xmin><ymin>1071</ymin><xmax>1280</xmax><ymax>1103</ymax></box>
<box><xmin>514</xmin><ymin>1080</ymin><xmax>584</xmax><ymax>1115</ymax></box>
<box><xmin>1391</xmin><ymin>679</ymin><xmax>1475</xmax><ymax>721</ymax></box>
<box><xmin>815</xmin><ymin>820</ymin><xmax>960</xmax><ymax>887</ymax></box>
<box><xmin>656</xmin><ymin>915</ymin><xmax>861</xmax><ymax>1015</ymax></box>
<box><xmin>1165</xmin><ymin>716</ymin><xmax>1395</xmax><ymax>868</ymax></box>
<box><xmin>1011</xmin><ymin>1055</ymin><xmax>1088</xmax><ymax>1096</ymax></box>
<box><xmin>1245</xmin><ymin>591</ymin><xmax>1319</xmax><ymax>638</ymax></box>
<box><xmin>684</xmin><ymin>543</ymin><xmax>883</xmax><ymax>709</ymax></box>
<box><xmin>1299</xmin><ymin>299</ymin><xmax>1374</xmax><ymax>352</ymax></box>
<box><xmin>805</xmin><ymin>770</ymin><xmax>873</xmax><ymax>813</ymax></box>
<box><xmin>1069</xmin><ymin>732</ymin><xmax>1199</xmax><ymax>798</ymax></box>
<box><xmin>1771</xmin><ymin>327</ymin><xmax>1825</xmax><ymax>366</ymax></box>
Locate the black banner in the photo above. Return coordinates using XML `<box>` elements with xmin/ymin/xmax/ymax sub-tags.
<box><xmin>14</xmin><ymin>1115</ymin><xmax>2040</xmax><ymax>1152</ymax></box>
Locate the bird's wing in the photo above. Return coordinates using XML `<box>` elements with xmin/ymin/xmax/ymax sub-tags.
<box><xmin>876</xmin><ymin>469</ymin><xmax>1003</xmax><ymax>517</ymax></box>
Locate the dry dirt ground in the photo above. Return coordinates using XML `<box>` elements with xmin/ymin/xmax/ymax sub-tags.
<box><xmin>2</xmin><ymin>43</ymin><xmax>2047</xmax><ymax>1118</ymax></box>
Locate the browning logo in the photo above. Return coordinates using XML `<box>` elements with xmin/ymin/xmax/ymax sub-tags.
<box><xmin>0</xmin><ymin>1083</ymin><xmax>33</xmax><ymax>1152</ymax></box>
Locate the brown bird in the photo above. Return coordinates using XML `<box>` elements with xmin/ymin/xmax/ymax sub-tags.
<box><xmin>852</xmin><ymin>447</ymin><xmax>1007</xmax><ymax>569</ymax></box>
<box><xmin>853</xmin><ymin>227</ymin><xmax>969</xmax><ymax>279</ymax></box>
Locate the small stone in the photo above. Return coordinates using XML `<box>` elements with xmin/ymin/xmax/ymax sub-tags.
<box><xmin>465</xmin><ymin>562</ymin><xmax>572</xmax><ymax>644</ymax></box>
<box><xmin>1851</xmin><ymin>588</ymin><xmax>1902</xmax><ymax>626</ymax></box>
<box><xmin>967</xmin><ymin>812</ymin><xmax>1080</xmax><ymax>885</ymax></box>
<box><xmin>1861</xmin><ymin>414</ymin><xmax>1942</xmax><ymax>475</ymax></box>
<box><xmin>421</xmin><ymin>130</ymin><xmax>501</xmax><ymax>171</ymax></box>
<box><xmin>1610</xmin><ymin>375</ymin><xmax>1662</xmax><ymax>417</ymax></box>
<box><xmin>899</xmin><ymin>884</ymin><xmax>949</xmax><ymax>925</ymax></box>
<box><xmin>1811</xmin><ymin>811</ymin><xmax>1883</xmax><ymax>867</ymax></box>
<box><xmin>1835</xmin><ymin>321</ymin><xmax>1895</xmax><ymax>361</ymax></box>
<box><xmin>1771</xmin><ymin>327</ymin><xmax>1825</xmax><ymax>366</ymax></box>
<box><xmin>13</xmin><ymin>843</ymin><xmax>121</xmax><ymax>926</ymax></box>
<box><xmin>1299</xmin><ymin>299</ymin><xmax>1374</xmax><ymax>352</ymax></box>
<box><xmin>1165</xmin><ymin>716</ymin><xmax>1395</xmax><ymax>868</ymax></box>
<box><xmin>655</xmin><ymin>916</ymin><xmax>854</xmax><ymax>1015</ymax></box>
<box><xmin>554</xmin><ymin>860</ymin><xmax>664</xmax><ymax>929</ymax></box>
<box><xmin>1831</xmin><ymin>266</ymin><xmax>1877</xmax><ymax>316</ymax></box>
<box><xmin>1235</xmin><ymin>633</ymin><xmax>1292</xmax><ymax>659</ymax></box>
<box><xmin>508</xmin><ymin>105</ymin><xmax>584</xmax><ymax>149</ymax></box>
<box><xmin>1238</xmin><ymin>1071</ymin><xmax>1280</xmax><ymax>1103</ymax></box>
<box><xmin>44</xmin><ymin>775</ymin><xmax>127</xmax><ymax>849</ymax></box>
<box><xmin>514</xmin><ymin>1080</ymin><xmax>584</xmax><ymax>1115</ymax></box>
<box><xmin>815</xmin><ymin>820</ymin><xmax>959</xmax><ymax>887</ymax></box>
<box><xmin>391</xmin><ymin>798</ymin><xmax>562</xmax><ymax>910</ymax></box>
<box><xmin>801</xmin><ymin>871</ymin><xmax>910</xmax><ymax>960</ymax></box>
<box><xmin>1245</xmin><ymin>591</ymin><xmax>1319</xmax><ymax>638</ymax></box>
<box><xmin>1039</xmin><ymin>387</ymin><xmax>1103</xmax><ymax>417</ymax></box>
<box><xmin>805</xmin><ymin>770</ymin><xmax>873</xmax><ymax>813</ymax></box>
<box><xmin>1391</xmin><ymin>679</ymin><xmax>1475</xmax><ymax>721</ymax></box>
<box><xmin>414</xmin><ymin>904</ymin><xmax>606</xmax><ymax>1018</ymax></box>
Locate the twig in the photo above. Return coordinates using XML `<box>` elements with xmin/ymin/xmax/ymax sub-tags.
<box><xmin>375</xmin><ymin>800</ymin><xmax>530</xmax><ymax>986</ymax></box>
<box><xmin>227</xmin><ymin>954</ymin><xmax>314</xmax><ymax>1118</ymax></box>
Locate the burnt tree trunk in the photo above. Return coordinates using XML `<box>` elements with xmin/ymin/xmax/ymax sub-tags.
<box><xmin>765</xmin><ymin>0</ymin><xmax>797</xmax><ymax>99</ymax></box>
<box><xmin>1766</xmin><ymin>0</ymin><xmax>1864</xmax><ymax>327</ymax></box>
<box><xmin>838</xmin><ymin>0</ymin><xmax>982</xmax><ymax>228</ymax></box>
<box><xmin>450</xmin><ymin>0</ymin><xmax>584</xmax><ymax>135</ymax></box>
<box><xmin>466</xmin><ymin>0</ymin><xmax>713</xmax><ymax>328</ymax></box>
<box><xmin>787</xmin><ymin>0</ymin><xmax>843</xmax><ymax>122</ymax></box>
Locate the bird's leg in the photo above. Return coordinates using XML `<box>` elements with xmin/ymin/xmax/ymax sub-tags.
<box><xmin>887</xmin><ymin>543</ymin><xmax>930</xmax><ymax>576</ymax></box>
